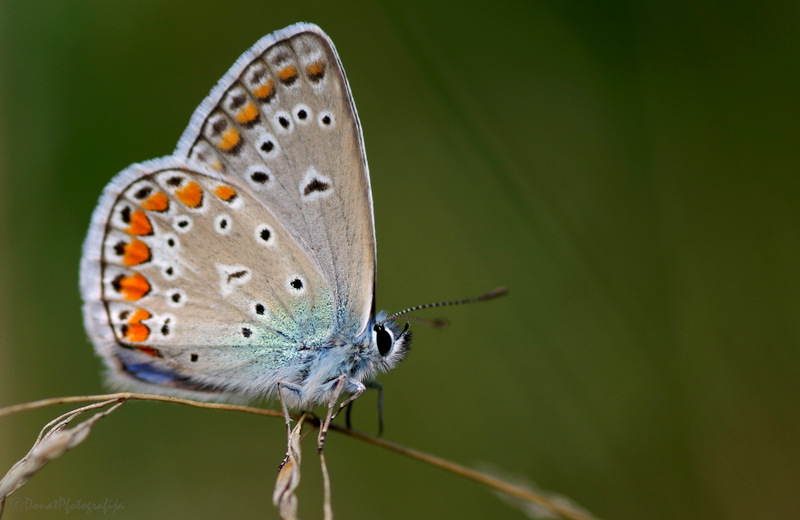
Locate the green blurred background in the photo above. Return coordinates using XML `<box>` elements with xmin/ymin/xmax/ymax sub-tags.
<box><xmin>2</xmin><ymin>1</ymin><xmax>799</xmax><ymax>519</ymax></box>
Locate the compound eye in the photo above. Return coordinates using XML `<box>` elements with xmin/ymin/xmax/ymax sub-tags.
<box><xmin>375</xmin><ymin>324</ymin><xmax>393</xmax><ymax>356</ymax></box>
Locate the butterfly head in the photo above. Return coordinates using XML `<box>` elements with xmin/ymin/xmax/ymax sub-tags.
<box><xmin>354</xmin><ymin>313</ymin><xmax>411</xmax><ymax>379</ymax></box>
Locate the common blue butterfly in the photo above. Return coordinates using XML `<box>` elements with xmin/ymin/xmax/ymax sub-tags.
<box><xmin>80</xmin><ymin>23</ymin><xmax>503</xmax><ymax>449</ymax></box>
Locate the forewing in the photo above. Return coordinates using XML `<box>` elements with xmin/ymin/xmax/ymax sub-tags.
<box><xmin>175</xmin><ymin>23</ymin><xmax>376</xmax><ymax>338</ymax></box>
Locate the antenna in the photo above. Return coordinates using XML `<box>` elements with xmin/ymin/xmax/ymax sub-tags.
<box><xmin>404</xmin><ymin>315</ymin><xmax>450</xmax><ymax>329</ymax></box>
<box><xmin>384</xmin><ymin>286</ymin><xmax>508</xmax><ymax>323</ymax></box>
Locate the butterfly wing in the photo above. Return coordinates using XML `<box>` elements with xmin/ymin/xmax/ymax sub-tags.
<box><xmin>174</xmin><ymin>23</ymin><xmax>376</xmax><ymax>339</ymax></box>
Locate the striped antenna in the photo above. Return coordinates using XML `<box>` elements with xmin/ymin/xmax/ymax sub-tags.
<box><xmin>384</xmin><ymin>286</ymin><xmax>508</xmax><ymax>322</ymax></box>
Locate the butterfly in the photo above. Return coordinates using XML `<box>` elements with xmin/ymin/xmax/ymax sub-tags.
<box><xmin>80</xmin><ymin>23</ymin><xmax>504</xmax><ymax>451</ymax></box>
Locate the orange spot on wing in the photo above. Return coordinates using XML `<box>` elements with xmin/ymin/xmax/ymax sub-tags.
<box><xmin>125</xmin><ymin>308</ymin><xmax>152</xmax><ymax>343</ymax></box>
<box><xmin>306</xmin><ymin>61</ymin><xmax>325</xmax><ymax>78</ymax></box>
<box><xmin>123</xmin><ymin>238</ymin><xmax>150</xmax><ymax>266</ymax></box>
<box><xmin>235</xmin><ymin>102</ymin><xmax>259</xmax><ymax>124</ymax></box>
<box><xmin>175</xmin><ymin>181</ymin><xmax>203</xmax><ymax>208</ymax></box>
<box><xmin>129</xmin><ymin>308</ymin><xmax>151</xmax><ymax>323</ymax></box>
<box><xmin>217</xmin><ymin>127</ymin><xmax>241</xmax><ymax>152</ymax></box>
<box><xmin>136</xmin><ymin>346</ymin><xmax>162</xmax><ymax>357</ymax></box>
<box><xmin>253</xmin><ymin>78</ymin><xmax>275</xmax><ymax>100</ymax></box>
<box><xmin>126</xmin><ymin>209</ymin><xmax>153</xmax><ymax>235</ymax></box>
<box><xmin>126</xmin><ymin>323</ymin><xmax>150</xmax><ymax>342</ymax></box>
<box><xmin>214</xmin><ymin>185</ymin><xmax>237</xmax><ymax>201</ymax></box>
<box><xmin>118</xmin><ymin>272</ymin><xmax>150</xmax><ymax>301</ymax></box>
<box><xmin>277</xmin><ymin>65</ymin><xmax>297</xmax><ymax>82</ymax></box>
<box><xmin>142</xmin><ymin>191</ymin><xmax>169</xmax><ymax>212</ymax></box>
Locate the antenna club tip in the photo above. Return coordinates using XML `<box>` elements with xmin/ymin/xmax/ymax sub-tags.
<box><xmin>483</xmin><ymin>286</ymin><xmax>509</xmax><ymax>299</ymax></box>
<box><xmin>432</xmin><ymin>319</ymin><xmax>450</xmax><ymax>329</ymax></box>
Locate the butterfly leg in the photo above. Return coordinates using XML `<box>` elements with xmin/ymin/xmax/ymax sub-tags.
<box><xmin>330</xmin><ymin>378</ymin><xmax>367</xmax><ymax>424</ymax></box>
<box><xmin>317</xmin><ymin>375</ymin><xmax>346</xmax><ymax>452</ymax></box>
<box><xmin>318</xmin><ymin>376</ymin><xmax>366</xmax><ymax>451</ymax></box>
<box><xmin>277</xmin><ymin>381</ymin><xmax>303</xmax><ymax>470</ymax></box>
<box><xmin>345</xmin><ymin>380</ymin><xmax>384</xmax><ymax>434</ymax></box>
